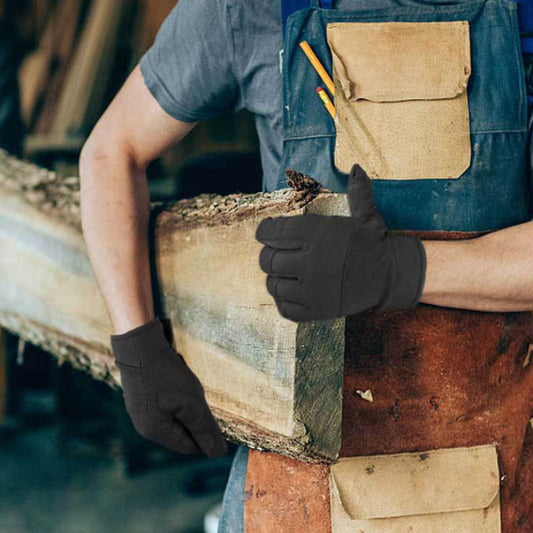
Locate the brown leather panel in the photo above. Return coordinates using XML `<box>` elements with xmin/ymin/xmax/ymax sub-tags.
<box><xmin>244</xmin><ymin>449</ymin><xmax>331</xmax><ymax>533</ymax></box>
<box><xmin>341</xmin><ymin>304</ymin><xmax>533</xmax><ymax>532</ymax></box>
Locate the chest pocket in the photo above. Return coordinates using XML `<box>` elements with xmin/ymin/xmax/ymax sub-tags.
<box><xmin>327</xmin><ymin>21</ymin><xmax>472</xmax><ymax>180</ymax></box>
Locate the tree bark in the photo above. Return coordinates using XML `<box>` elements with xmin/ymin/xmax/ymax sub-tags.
<box><xmin>0</xmin><ymin>149</ymin><xmax>345</xmax><ymax>462</ymax></box>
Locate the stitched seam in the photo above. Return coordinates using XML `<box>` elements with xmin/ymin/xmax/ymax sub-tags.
<box><xmin>381</xmin><ymin>239</ymin><xmax>397</xmax><ymax>309</ymax></box>
<box><xmin>320</xmin><ymin>0</ymin><xmax>487</xmax><ymax>18</ymax></box>
<box><xmin>284</xmin><ymin>134</ymin><xmax>336</xmax><ymax>141</ymax></box>
<box><xmin>470</xmin><ymin>128</ymin><xmax>528</xmax><ymax>134</ymax></box>
<box><xmin>226</xmin><ymin>1</ymin><xmax>247</xmax><ymax>111</ymax></box>
<box><xmin>116</xmin><ymin>361</ymin><xmax>141</xmax><ymax>370</ymax></box>
<box><xmin>339</xmin><ymin>228</ymin><xmax>355</xmax><ymax>316</ymax></box>
<box><xmin>132</xmin><ymin>335</ymin><xmax>152</xmax><ymax>418</ymax></box>
<box><xmin>410</xmin><ymin>239</ymin><xmax>427</xmax><ymax>307</ymax></box>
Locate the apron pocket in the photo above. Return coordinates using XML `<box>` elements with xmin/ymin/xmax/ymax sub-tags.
<box><xmin>329</xmin><ymin>445</ymin><xmax>501</xmax><ymax>533</ymax></box>
<box><xmin>326</xmin><ymin>21</ymin><xmax>472</xmax><ymax>180</ymax></box>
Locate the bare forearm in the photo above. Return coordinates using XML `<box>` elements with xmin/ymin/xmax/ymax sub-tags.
<box><xmin>79</xmin><ymin>146</ymin><xmax>154</xmax><ymax>334</ymax></box>
<box><xmin>420</xmin><ymin>220</ymin><xmax>533</xmax><ymax>311</ymax></box>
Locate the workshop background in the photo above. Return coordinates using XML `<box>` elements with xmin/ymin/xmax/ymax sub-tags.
<box><xmin>0</xmin><ymin>1</ymin><xmax>262</xmax><ymax>532</ymax></box>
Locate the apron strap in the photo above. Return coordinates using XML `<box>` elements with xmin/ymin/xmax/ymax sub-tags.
<box><xmin>281</xmin><ymin>0</ymin><xmax>311</xmax><ymax>34</ymax></box>
<box><xmin>280</xmin><ymin>0</ymin><xmax>334</xmax><ymax>35</ymax></box>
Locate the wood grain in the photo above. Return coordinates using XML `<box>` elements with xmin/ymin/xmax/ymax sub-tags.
<box><xmin>0</xmin><ymin>150</ymin><xmax>344</xmax><ymax>461</ymax></box>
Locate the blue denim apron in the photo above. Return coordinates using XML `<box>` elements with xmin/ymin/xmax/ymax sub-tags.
<box><xmin>217</xmin><ymin>1</ymin><xmax>531</xmax><ymax>530</ymax></box>
<box><xmin>278</xmin><ymin>0</ymin><xmax>531</xmax><ymax>231</ymax></box>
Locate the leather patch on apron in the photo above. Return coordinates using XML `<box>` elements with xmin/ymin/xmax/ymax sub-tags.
<box><xmin>327</xmin><ymin>21</ymin><xmax>472</xmax><ymax>180</ymax></box>
<box><xmin>340</xmin><ymin>231</ymin><xmax>533</xmax><ymax>532</ymax></box>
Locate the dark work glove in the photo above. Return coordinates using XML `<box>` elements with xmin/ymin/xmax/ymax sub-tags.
<box><xmin>255</xmin><ymin>164</ymin><xmax>427</xmax><ymax>322</ymax></box>
<box><xmin>110</xmin><ymin>317</ymin><xmax>227</xmax><ymax>457</ymax></box>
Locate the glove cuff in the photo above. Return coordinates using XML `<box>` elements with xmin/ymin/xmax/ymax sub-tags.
<box><xmin>110</xmin><ymin>316</ymin><xmax>169</xmax><ymax>366</ymax></box>
<box><xmin>387</xmin><ymin>235</ymin><xmax>427</xmax><ymax>309</ymax></box>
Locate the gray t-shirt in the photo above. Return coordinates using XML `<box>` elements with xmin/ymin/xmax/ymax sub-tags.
<box><xmin>139</xmin><ymin>0</ymin><xmax>283</xmax><ymax>191</ymax></box>
<box><xmin>140</xmin><ymin>0</ymin><xmax>505</xmax><ymax>192</ymax></box>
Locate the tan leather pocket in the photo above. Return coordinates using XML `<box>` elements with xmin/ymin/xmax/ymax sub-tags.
<box><xmin>326</xmin><ymin>21</ymin><xmax>472</xmax><ymax>180</ymax></box>
<box><xmin>329</xmin><ymin>445</ymin><xmax>501</xmax><ymax>533</ymax></box>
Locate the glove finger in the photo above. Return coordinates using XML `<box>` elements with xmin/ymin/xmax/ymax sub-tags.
<box><xmin>347</xmin><ymin>164</ymin><xmax>387</xmax><ymax>231</ymax></box>
<box><xmin>276</xmin><ymin>299</ymin><xmax>311</xmax><ymax>322</ymax></box>
<box><xmin>176</xmin><ymin>400</ymin><xmax>227</xmax><ymax>457</ymax></box>
<box><xmin>192</xmin><ymin>427</ymin><xmax>228</xmax><ymax>458</ymax></box>
<box><xmin>132</xmin><ymin>410</ymin><xmax>202</xmax><ymax>455</ymax></box>
<box><xmin>167</xmin><ymin>422</ymin><xmax>204</xmax><ymax>454</ymax></box>
<box><xmin>255</xmin><ymin>216</ymin><xmax>289</xmax><ymax>243</ymax></box>
<box><xmin>158</xmin><ymin>389</ymin><xmax>187</xmax><ymax>413</ymax></box>
<box><xmin>259</xmin><ymin>247</ymin><xmax>304</xmax><ymax>276</ymax></box>
<box><xmin>163</xmin><ymin>407</ymin><xmax>225</xmax><ymax>457</ymax></box>
<box><xmin>267</xmin><ymin>276</ymin><xmax>306</xmax><ymax>305</ymax></box>
<box><xmin>256</xmin><ymin>222</ymin><xmax>305</xmax><ymax>251</ymax></box>
<box><xmin>173</xmin><ymin>396</ymin><xmax>213</xmax><ymax>433</ymax></box>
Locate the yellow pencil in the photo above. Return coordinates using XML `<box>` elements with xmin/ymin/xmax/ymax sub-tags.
<box><xmin>299</xmin><ymin>41</ymin><xmax>335</xmax><ymax>96</ymax></box>
<box><xmin>316</xmin><ymin>87</ymin><xmax>336</xmax><ymax>119</ymax></box>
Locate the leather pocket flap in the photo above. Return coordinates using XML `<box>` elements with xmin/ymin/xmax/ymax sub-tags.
<box><xmin>326</xmin><ymin>21</ymin><xmax>471</xmax><ymax>102</ymax></box>
<box><xmin>330</xmin><ymin>445</ymin><xmax>499</xmax><ymax>520</ymax></box>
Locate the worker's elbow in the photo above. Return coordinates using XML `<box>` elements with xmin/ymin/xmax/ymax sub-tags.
<box><xmin>79</xmin><ymin>134</ymin><xmax>107</xmax><ymax>180</ymax></box>
<box><xmin>80</xmin><ymin>133</ymin><xmax>118</xmax><ymax>176</ymax></box>
<box><xmin>80</xmin><ymin>133</ymin><xmax>142</xmax><ymax>181</ymax></box>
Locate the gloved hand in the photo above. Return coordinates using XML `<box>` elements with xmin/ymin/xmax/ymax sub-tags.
<box><xmin>110</xmin><ymin>317</ymin><xmax>227</xmax><ymax>457</ymax></box>
<box><xmin>255</xmin><ymin>164</ymin><xmax>427</xmax><ymax>322</ymax></box>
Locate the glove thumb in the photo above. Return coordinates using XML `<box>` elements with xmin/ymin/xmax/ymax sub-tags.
<box><xmin>347</xmin><ymin>163</ymin><xmax>387</xmax><ymax>231</ymax></box>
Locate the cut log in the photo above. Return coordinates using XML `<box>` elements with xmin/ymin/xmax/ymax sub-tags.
<box><xmin>0</xmin><ymin>149</ymin><xmax>346</xmax><ymax>462</ymax></box>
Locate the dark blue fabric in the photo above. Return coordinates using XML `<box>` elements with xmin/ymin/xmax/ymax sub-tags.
<box><xmin>279</xmin><ymin>0</ymin><xmax>531</xmax><ymax>231</ymax></box>
<box><xmin>282</xmin><ymin>0</ymin><xmax>311</xmax><ymax>34</ymax></box>
<box><xmin>517</xmin><ymin>0</ymin><xmax>533</xmax><ymax>32</ymax></box>
<box><xmin>217</xmin><ymin>446</ymin><xmax>249</xmax><ymax>533</ymax></box>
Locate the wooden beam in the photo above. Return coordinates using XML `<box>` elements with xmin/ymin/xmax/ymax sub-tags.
<box><xmin>0</xmin><ymin>149</ymin><xmax>345</xmax><ymax>462</ymax></box>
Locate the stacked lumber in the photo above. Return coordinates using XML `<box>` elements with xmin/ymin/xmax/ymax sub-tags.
<box><xmin>50</xmin><ymin>0</ymin><xmax>131</xmax><ymax>138</ymax></box>
<box><xmin>14</xmin><ymin>0</ymin><xmax>258</xmax><ymax>179</ymax></box>
<box><xmin>0</xmin><ymin>149</ymin><xmax>346</xmax><ymax>462</ymax></box>
<box><xmin>18</xmin><ymin>0</ymin><xmax>85</xmax><ymax>131</ymax></box>
<box><xmin>18</xmin><ymin>0</ymin><xmax>134</xmax><ymax>153</ymax></box>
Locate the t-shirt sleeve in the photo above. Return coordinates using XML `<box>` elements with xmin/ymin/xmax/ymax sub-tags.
<box><xmin>139</xmin><ymin>0</ymin><xmax>242</xmax><ymax>122</ymax></box>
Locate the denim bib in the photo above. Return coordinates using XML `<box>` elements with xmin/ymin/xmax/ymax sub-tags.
<box><xmin>277</xmin><ymin>0</ymin><xmax>531</xmax><ymax>231</ymax></box>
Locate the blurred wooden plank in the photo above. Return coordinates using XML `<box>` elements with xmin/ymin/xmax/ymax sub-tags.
<box><xmin>24</xmin><ymin>133</ymin><xmax>85</xmax><ymax>157</ymax></box>
<box><xmin>0</xmin><ymin>149</ymin><xmax>345</xmax><ymax>462</ymax></box>
<box><xmin>20</xmin><ymin>0</ymin><xmax>85</xmax><ymax>130</ymax></box>
<box><xmin>51</xmin><ymin>0</ymin><xmax>131</xmax><ymax>136</ymax></box>
<box><xmin>134</xmin><ymin>0</ymin><xmax>176</xmax><ymax>56</ymax></box>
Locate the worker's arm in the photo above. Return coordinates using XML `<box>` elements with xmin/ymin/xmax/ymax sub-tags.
<box><xmin>421</xmin><ymin>219</ymin><xmax>533</xmax><ymax>311</ymax></box>
<box><xmin>79</xmin><ymin>65</ymin><xmax>196</xmax><ymax>334</ymax></box>
<box><xmin>79</xmin><ymin>65</ymin><xmax>227</xmax><ymax>457</ymax></box>
<box><xmin>256</xmin><ymin>165</ymin><xmax>533</xmax><ymax>323</ymax></box>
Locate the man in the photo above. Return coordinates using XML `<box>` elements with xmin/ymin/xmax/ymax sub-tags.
<box><xmin>79</xmin><ymin>0</ymin><xmax>533</xmax><ymax>529</ymax></box>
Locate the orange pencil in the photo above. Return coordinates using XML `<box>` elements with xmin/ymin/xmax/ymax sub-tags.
<box><xmin>316</xmin><ymin>87</ymin><xmax>336</xmax><ymax>119</ymax></box>
<box><xmin>299</xmin><ymin>41</ymin><xmax>335</xmax><ymax>96</ymax></box>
